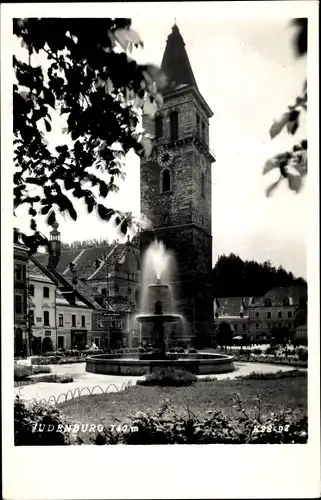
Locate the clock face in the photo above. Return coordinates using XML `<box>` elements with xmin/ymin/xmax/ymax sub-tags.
<box><xmin>158</xmin><ymin>148</ymin><xmax>174</xmax><ymax>168</ymax></box>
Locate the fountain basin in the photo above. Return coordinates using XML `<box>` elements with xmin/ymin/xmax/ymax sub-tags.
<box><xmin>86</xmin><ymin>352</ymin><xmax>235</xmax><ymax>376</ymax></box>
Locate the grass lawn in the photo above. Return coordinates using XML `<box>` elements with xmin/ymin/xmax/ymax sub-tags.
<box><xmin>59</xmin><ymin>375</ymin><xmax>307</xmax><ymax>442</ymax></box>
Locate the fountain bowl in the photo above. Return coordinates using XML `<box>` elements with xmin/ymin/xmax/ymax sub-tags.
<box><xmin>136</xmin><ymin>313</ymin><xmax>182</xmax><ymax>324</ymax></box>
<box><xmin>86</xmin><ymin>352</ymin><xmax>235</xmax><ymax>376</ymax></box>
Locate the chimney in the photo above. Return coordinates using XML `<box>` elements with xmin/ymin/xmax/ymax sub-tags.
<box><xmin>48</xmin><ymin>221</ymin><xmax>61</xmax><ymax>269</ymax></box>
<box><xmin>69</xmin><ymin>262</ymin><xmax>78</xmax><ymax>285</ymax></box>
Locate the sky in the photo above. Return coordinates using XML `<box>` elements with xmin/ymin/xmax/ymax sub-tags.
<box><xmin>13</xmin><ymin>17</ymin><xmax>308</xmax><ymax>278</ymax></box>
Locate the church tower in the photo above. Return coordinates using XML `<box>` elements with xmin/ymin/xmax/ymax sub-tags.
<box><xmin>140</xmin><ymin>24</ymin><xmax>215</xmax><ymax>347</ymax></box>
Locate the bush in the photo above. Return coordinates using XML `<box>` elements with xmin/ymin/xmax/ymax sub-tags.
<box><xmin>32</xmin><ymin>365</ymin><xmax>52</xmax><ymax>374</ymax></box>
<box><xmin>236</xmin><ymin>369</ymin><xmax>305</xmax><ymax>380</ymax></box>
<box><xmin>14</xmin><ymin>364</ymin><xmax>33</xmax><ymax>381</ymax></box>
<box><xmin>31</xmin><ymin>373</ymin><xmax>74</xmax><ymax>383</ymax></box>
<box><xmin>137</xmin><ymin>368</ymin><xmax>197</xmax><ymax>387</ymax></box>
<box><xmin>14</xmin><ymin>396</ymin><xmax>71</xmax><ymax>445</ymax></box>
<box><xmin>138</xmin><ymin>347</ymin><xmax>146</xmax><ymax>353</ymax></box>
<box><xmin>90</xmin><ymin>404</ymin><xmax>308</xmax><ymax>445</ymax></box>
<box><xmin>296</xmin><ymin>348</ymin><xmax>308</xmax><ymax>362</ymax></box>
<box><xmin>265</xmin><ymin>345</ymin><xmax>278</xmax><ymax>355</ymax></box>
<box><xmin>187</xmin><ymin>347</ymin><xmax>198</xmax><ymax>353</ymax></box>
<box><xmin>253</xmin><ymin>348</ymin><xmax>263</xmax><ymax>355</ymax></box>
<box><xmin>239</xmin><ymin>349</ymin><xmax>251</xmax><ymax>355</ymax></box>
<box><xmin>41</xmin><ymin>351</ymin><xmax>64</xmax><ymax>357</ymax></box>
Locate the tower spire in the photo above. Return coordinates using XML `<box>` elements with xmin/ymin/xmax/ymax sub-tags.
<box><xmin>161</xmin><ymin>23</ymin><xmax>198</xmax><ymax>91</ymax></box>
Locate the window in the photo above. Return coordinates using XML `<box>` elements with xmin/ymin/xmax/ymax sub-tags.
<box><xmin>255</xmin><ymin>312</ymin><xmax>260</xmax><ymax>318</ymax></box>
<box><xmin>242</xmin><ymin>323</ymin><xmax>247</xmax><ymax>331</ymax></box>
<box><xmin>101</xmin><ymin>288</ymin><xmax>107</xmax><ymax>296</ymax></box>
<box><xmin>283</xmin><ymin>298</ymin><xmax>289</xmax><ymax>306</ymax></box>
<box><xmin>161</xmin><ymin>168</ymin><xmax>171</xmax><ymax>193</ymax></box>
<box><xmin>28</xmin><ymin>284</ymin><xmax>34</xmax><ymax>296</ymax></box>
<box><xmin>267</xmin><ymin>322</ymin><xmax>271</xmax><ymax>330</ymax></box>
<box><xmin>267</xmin><ymin>311</ymin><xmax>272</xmax><ymax>319</ymax></box>
<box><xmin>196</xmin><ymin>114</ymin><xmax>200</xmax><ymax>136</ymax></box>
<box><xmin>15</xmin><ymin>294</ymin><xmax>23</xmax><ymax>314</ymax></box>
<box><xmin>201</xmin><ymin>173</ymin><xmax>205</xmax><ymax>197</ymax></box>
<box><xmin>170</xmin><ymin>111</ymin><xmax>178</xmax><ymax>140</ymax></box>
<box><xmin>278</xmin><ymin>323</ymin><xmax>282</xmax><ymax>329</ymax></box>
<box><xmin>14</xmin><ymin>264</ymin><xmax>22</xmax><ymax>281</ymax></box>
<box><xmin>202</xmin><ymin>121</ymin><xmax>206</xmax><ymax>141</ymax></box>
<box><xmin>58</xmin><ymin>314</ymin><xmax>64</xmax><ymax>327</ymax></box>
<box><xmin>43</xmin><ymin>287</ymin><xmax>49</xmax><ymax>298</ymax></box>
<box><xmin>234</xmin><ymin>324</ymin><xmax>238</xmax><ymax>331</ymax></box>
<box><xmin>81</xmin><ymin>315</ymin><xmax>85</xmax><ymax>327</ymax></box>
<box><xmin>255</xmin><ymin>323</ymin><xmax>260</xmax><ymax>329</ymax></box>
<box><xmin>278</xmin><ymin>311</ymin><xmax>282</xmax><ymax>318</ymax></box>
<box><xmin>215</xmin><ymin>312</ymin><xmax>219</xmax><ymax>318</ymax></box>
<box><xmin>114</xmin><ymin>284</ymin><xmax>119</xmax><ymax>293</ymax></box>
<box><xmin>29</xmin><ymin>309</ymin><xmax>35</xmax><ymax>326</ymax></box>
<box><xmin>72</xmin><ymin>315</ymin><xmax>76</xmax><ymax>327</ymax></box>
<box><xmin>287</xmin><ymin>311</ymin><xmax>293</xmax><ymax>318</ymax></box>
<box><xmin>264</xmin><ymin>298</ymin><xmax>272</xmax><ymax>307</ymax></box>
<box><xmin>94</xmin><ymin>337</ymin><xmax>100</xmax><ymax>347</ymax></box>
<box><xmin>155</xmin><ymin>115</ymin><xmax>163</xmax><ymax>139</ymax></box>
<box><xmin>43</xmin><ymin>310</ymin><xmax>50</xmax><ymax>326</ymax></box>
<box><xmin>58</xmin><ymin>336</ymin><xmax>64</xmax><ymax>349</ymax></box>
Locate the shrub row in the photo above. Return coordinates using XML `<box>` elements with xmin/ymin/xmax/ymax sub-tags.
<box><xmin>137</xmin><ymin>368</ymin><xmax>197</xmax><ymax>387</ymax></box>
<box><xmin>14</xmin><ymin>396</ymin><xmax>308</xmax><ymax>446</ymax></box>
<box><xmin>235</xmin><ymin>354</ymin><xmax>307</xmax><ymax>368</ymax></box>
<box><xmin>14</xmin><ymin>364</ymin><xmax>72</xmax><ymax>383</ymax></box>
<box><xmin>236</xmin><ymin>369</ymin><xmax>305</xmax><ymax>380</ymax></box>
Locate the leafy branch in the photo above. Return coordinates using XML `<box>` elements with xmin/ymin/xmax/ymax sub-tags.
<box><xmin>263</xmin><ymin>19</ymin><xmax>307</xmax><ymax>196</ymax></box>
<box><xmin>13</xmin><ymin>18</ymin><xmax>167</xmax><ymax>252</ymax></box>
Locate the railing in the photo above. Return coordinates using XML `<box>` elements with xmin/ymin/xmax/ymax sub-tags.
<box><xmin>20</xmin><ymin>380</ymin><xmax>133</xmax><ymax>406</ymax></box>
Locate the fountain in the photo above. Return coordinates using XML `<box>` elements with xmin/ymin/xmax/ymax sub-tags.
<box><xmin>86</xmin><ymin>240</ymin><xmax>234</xmax><ymax>376</ymax></box>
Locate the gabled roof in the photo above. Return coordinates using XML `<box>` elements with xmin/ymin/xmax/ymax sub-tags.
<box><xmin>27</xmin><ymin>260</ymin><xmax>55</xmax><ymax>284</ymax></box>
<box><xmin>30</xmin><ymin>256</ymin><xmax>101</xmax><ymax>310</ymax></box>
<box><xmin>214</xmin><ymin>297</ymin><xmax>251</xmax><ymax>317</ymax></box>
<box><xmin>161</xmin><ymin>24</ymin><xmax>198</xmax><ymax>91</ymax></box>
<box><xmin>35</xmin><ymin>240</ymin><xmax>139</xmax><ymax>283</ymax></box>
<box><xmin>250</xmin><ymin>286</ymin><xmax>307</xmax><ymax>307</ymax></box>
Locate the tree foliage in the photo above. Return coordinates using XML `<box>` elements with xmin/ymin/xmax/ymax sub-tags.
<box><xmin>263</xmin><ymin>19</ymin><xmax>307</xmax><ymax>196</ymax></box>
<box><xmin>13</xmin><ymin>18</ymin><xmax>166</xmax><ymax>253</ymax></box>
<box><xmin>216</xmin><ymin>321</ymin><xmax>234</xmax><ymax>348</ymax></box>
<box><xmin>212</xmin><ymin>253</ymin><xmax>306</xmax><ymax>298</ymax></box>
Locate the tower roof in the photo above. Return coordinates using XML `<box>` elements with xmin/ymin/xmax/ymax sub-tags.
<box><xmin>161</xmin><ymin>24</ymin><xmax>198</xmax><ymax>91</ymax></box>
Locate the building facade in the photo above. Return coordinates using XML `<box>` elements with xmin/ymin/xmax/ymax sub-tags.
<box><xmin>247</xmin><ymin>286</ymin><xmax>307</xmax><ymax>341</ymax></box>
<box><xmin>214</xmin><ymin>286</ymin><xmax>307</xmax><ymax>343</ymax></box>
<box><xmin>14</xmin><ymin>229</ymin><xmax>29</xmax><ymax>357</ymax></box>
<box><xmin>140</xmin><ymin>24</ymin><xmax>215</xmax><ymax>347</ymax></box>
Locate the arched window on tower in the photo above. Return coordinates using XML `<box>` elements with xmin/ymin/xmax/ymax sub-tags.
<box><xmin>202</xmin><ymin>121</ymin><xmax>206</xmax><ymax>142</ymax></box>
<box><xmin>155</xmin><ymin>115</ymin><xmax>163</xmax><ymax>139</ymax></box>
<box><xmin>201</xmin><ymin>172</ymin><xmax>205</xmax><ymax>197</ymax></box>
<box><xmin>161</xmin><ymin>168</ymin><xmax>171</xmax><ymax>193</ymax></box>
<box><xmin>170</xmin><ymin>111</ymin><xmax>178</xmax><ymax>141</ymax></box>
<box><xmin>196</xmin><ymin>114</ymin><xmax>200</xmax><ymax>136</ymax></box>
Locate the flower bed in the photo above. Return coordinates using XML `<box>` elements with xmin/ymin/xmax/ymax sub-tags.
<box><xmin>234</xmin><ymin>353</ymin><xmax>307</xmax><ymax>369</ymax></box>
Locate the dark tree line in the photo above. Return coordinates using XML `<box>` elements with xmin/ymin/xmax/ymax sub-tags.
<box><xmin>61</xmin><ymin>238</ymin><xmax>118</xmax><ymax>250</ymax></box>
<box><xmin>212</xmin><ymin>253</ymin><xmax>307</xmax><ymax>298</ymax></box>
